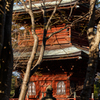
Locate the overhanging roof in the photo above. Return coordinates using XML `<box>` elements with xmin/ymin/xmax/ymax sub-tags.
<box><xmin>14</xmin><ymin>46</ymin><xmax>89</xmax><ymax>60</ymax></box>
<box><xmin>13</xmin><ymin>0</ymin><xmax>78</xmax><ymax>12</ymax></box>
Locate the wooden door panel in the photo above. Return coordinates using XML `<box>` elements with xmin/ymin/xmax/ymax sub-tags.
<box><xmin>39</xmin><ymin>80</ymin><xmax>52</xmax><ymax>99</ymax></box>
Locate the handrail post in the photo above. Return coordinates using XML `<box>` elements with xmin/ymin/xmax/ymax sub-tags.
<box><xmin>18</xmin><ymin>33</ymin><xmax>20</xmax><ymax>45</ymax></box>
<box><xmin>27</xmin><ymin>93</ymin><xmax>29</xmax><ymax>100</ymax></box>
<box><xmin>69</xmin><ymin>27</ymin><xmax>71</xmax><ymax>45</ymax></box>
<box><xmin>42</xmin><ymin>92</ymin><xmax>44</xmax><ymax>98</ymax></box>
<box><xmin>91</xmin><ymin>93</ymin><xmax>94</xmax><ymax>100</ymax></box>
<box><xmin>74</xmin><ymin>92</ymin><xmax>76</xmax><ymax>100</ymax></box>
<box><xmin>24</xmin><ymin>33</ymin><xmax>26</xmax><ymax>39</ymax></box>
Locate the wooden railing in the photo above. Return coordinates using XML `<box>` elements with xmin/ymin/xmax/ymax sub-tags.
<box><xmin>18</xmin><ymin>26</ymin><xmax>71</xmax><ymax>47</ymax></box>
<box><xmin>9</xmin><ymin>92</ymin><xmax>96</xmax><ymax>100</ymax></box>
<box><xmin>9</xmin><ymin>99</ymin><xmax>18</xmax><ymax>100</ymax></box>
<box><xmin>9</xmin><ymin>97</ymin><xmax>96</xmax><ymax>100</ymax></box>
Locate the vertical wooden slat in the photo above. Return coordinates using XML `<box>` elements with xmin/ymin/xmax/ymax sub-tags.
<box><xmin>69</xmin><ymin>27</ymin><xmax>72</xmax><ymax>45</ymax></box>
<box><xmin>17</xmin><ymin>25</ymin><xmax>72</xmax><ymax>47</ymax></box>
<box><xmin>18</xmin><ymin>33</ymin><xmax>20</xmax><ymax>45</ymax></box>
<box><xmin>74</xmin><ymin>92</ymin><xmax>76</xmax><ymax>100</ymax></box>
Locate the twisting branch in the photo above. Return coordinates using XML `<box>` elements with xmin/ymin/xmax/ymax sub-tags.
<box><xmin>47</xmin><ymin>11</ymin><xmax>90</xmax><ymax>39</ymax></box>
<box><xmin>29</xmin><ymin>0</ymin><xmax>32</xmax><ymax>10</ymax></box>
<box><xmin>19</xmin><ymin>0</ymin><xmax>38</xmax><ymax>100</ymax></box>
<box><xmin>90</xmin><ymin>20</ymin><xmax>100</xmax><ymax>52</ymax></box>
<box><xmin>49</xmin><ymin>19</ymin><xmax>60</xmax><ymax>27</ymax></box>
<box><xmin>13</xmin><ymin>47</ymin><xmax>29</xmax><ymax>70</ymax></box>
<box><xmin>30</xmin><ymin>0</ymin><xmax>62</xmax><ymax>72</ymax></box>
<box><xmin>68</xmin><ymin>1</ymin><xmax>77</xmax><ymax>21</ymax></box>
<box><xmin>30</xmin><ymin>6</ymin><xmax>47</xmax><ymax>75</ymax></box>
<box><xmin>45</xmin><ymin>0</ymin><xmax>62</xmax><ymax>30</ymax></box>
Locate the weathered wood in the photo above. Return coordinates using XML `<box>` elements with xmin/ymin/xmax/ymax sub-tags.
<box><xmin>18</xmin><ymin>26</ymin><xmax>71</xmax><ymax>48</ymax></box>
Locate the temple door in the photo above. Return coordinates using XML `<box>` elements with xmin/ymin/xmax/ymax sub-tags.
<box><xmin>39</xmin><ymin>80</ymin><xmax>52</xmax><ymax>100</ymax></box>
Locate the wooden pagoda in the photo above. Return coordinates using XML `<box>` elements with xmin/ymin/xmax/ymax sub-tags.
<box><xmin>11</xmin><ymin>0</ymin><xmax>93</xmax><ymax>100</ymax></box>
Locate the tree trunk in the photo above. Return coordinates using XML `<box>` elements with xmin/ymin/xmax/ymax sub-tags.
<box><xmin>19</xmin><ymin>3</ymin><xmax>48</xmax><ymax>100</ymax></box>
<box><xmin>0</xmin><ymin>0</ymin><xmax>13</xmax><ymax>100</ymax></box>
<box><xmin>0</xmin><ymin>0</ymin><xmax>5</xmax><ymax>57</ymax></box>
<box><xmin>18</xmin><ymin>1</ymin><xmax>38</xmax><ymax>99</ymax></box>
<box><xmin>80</xmin><ymin>0</ymin><xmax>99</xmax><ymax>100</ymax></box>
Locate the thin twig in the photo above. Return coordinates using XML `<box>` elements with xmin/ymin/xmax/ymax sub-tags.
<box><xmin>46</xmin><ymin>0</ymin><xmax>62</xmax><ymax>30</ymax></box>
<box><xmin>47</xmin><ymin>11</ymin><xmax>90</xmax><ymax>39</ymax></box>
<box><xmin>20</xmin><ymin>0</ymin><xmax>29</xmax><ymax>12</ymax></box>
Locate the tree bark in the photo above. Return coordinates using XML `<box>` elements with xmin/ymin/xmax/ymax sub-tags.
<box><xmin>19</xmin><ymin>0</ymin><xmax>38</xmax><ymax>100</ymax></box>
<box><xmin>0</xmin><ymin>0</ymin><xmax>13</xmax><ymax>100</ymax></box>
<box><xmin>0</xmin><ymin>0</ymin><xmax>5</xmax><ymax>58</ymax></box>
<box><xmin>80</xmin><ymin>0</ymin><xmax>99</xmax><ymax>100</ymax></box>
<box><xmin>30</xmin><ymin>5</ymin><xmax>47</xmax><ymax>76</ymax></box>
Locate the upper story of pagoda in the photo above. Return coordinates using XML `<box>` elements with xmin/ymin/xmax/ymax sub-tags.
<box><xmin>13</xmin><ymin>0</ymin><xmax>89</xmax><ymax>51</ymax></box>
<box><xmin>17</xmin><ymin>25</ymin><xmax>88</xmax><ymax>51</ymax></box>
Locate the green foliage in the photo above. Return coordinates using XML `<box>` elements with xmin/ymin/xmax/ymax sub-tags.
<box><xmin>10</xmin><ymin>75</ymin><xmax>17</xmax><ymax>98</ymax></box>
<box><xmin>96</xmin><ymin>0</ymin><xmax>100</xmax><ymax>9</ymax></box>
<box><xmin>96</xmin><ymin>0</ymin><xmax>100</xmax><ymax>5</ymax></box>
<box><xmin>94</xmin><ymin>84</ymin><xmax>99</xmax><ymax>99</ymax></box>
<box><xmin>14</xmin><ymin>0</ymin><xmax>20</xmax><ymax>3</ymax></box>
<box><xmin>94</xmin><ymin>81</ymin><xmax>100</xmax><ymax>99</ymax></box>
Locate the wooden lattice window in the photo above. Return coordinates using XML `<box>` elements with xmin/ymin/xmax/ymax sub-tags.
<box><xmin>57</xmin><ymin>81</ymin><xmax>66</xmax><ymax>95</ymax></box>
<box><xmin>28</xmin><ymin>82</ymin><xmax>36</xmax><ymax>95</ymax></box>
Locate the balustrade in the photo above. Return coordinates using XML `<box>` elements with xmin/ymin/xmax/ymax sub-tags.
<box><xmin>17</xmin><ymin>27</ymin><xmax>71</xmax><ymax>47</ymax></box>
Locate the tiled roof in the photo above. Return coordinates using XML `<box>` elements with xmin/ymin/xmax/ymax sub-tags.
<box><xmin>14</xmin><ymin>46</ymin><xmax>89</xmax><ymax>59</ymax></box>
<box><xmin>13</xmin><ymin>0</ymin><xmax>78</xmax><ymax>12</ymax></box>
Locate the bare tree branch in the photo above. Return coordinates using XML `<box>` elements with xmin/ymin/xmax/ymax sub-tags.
<box><xmin>19</xmin><ymin>0</ymin><xmax>38</xmax><ymax>100</ymax></box>
<box><xmin>20</xmin><ymin>0</ymin><xmax>29</xmax><ymax>12</ymax></box>
<box><xmin>30</xmin><ymin>0</ymin><xmax>63</xmax><ymax>73</ymax></box>
<box><xmin>47</xmin><ymin>11</ymin><xmax>90</xmax><ymax>39</ymax></box>
<box><xmin>46</xmin><ymin>0</ymin><xmax>62</xmax><ymax>30</ymax></box>
<box><xmin>68</xmin><ymin>1</ymin><xmax>78</xmax><ymax>21</ymax></box>
<box><xmin>29</xmin><ymin>0</ymin><xmax>32</xmax><ymax>10</ymax></box>
<box><xmin>30</xmin><ymin>0</ymin><xmax>47</xmax><ymax>75</ymax></box>
<box><xmin>90</xmin><ymin>20</ymin><xmax>100</xmax><ymax>52</ymax></box>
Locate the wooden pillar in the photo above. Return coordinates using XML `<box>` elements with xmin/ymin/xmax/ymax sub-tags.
<box><xmin>42</xmin><ymin>92</ymin><xmax>44</xmax><ymax>98</ymax></box>
<box><xmin>24</xmin><ymin>32</ymin><xmax>26</xmax><ymax>39</ymax></box>
<box><xmin>91</xmin><ymin>93</ymin><xmax>94</xmax><ymax>100</ymax></box>
<box><xmin>36</xmin><ymin>79</ymin><xmax>40</xmax><ymax>99</ymax></box>
<box><xmin>26</xmin><ymin>93</ymin><xmax>29</xmax><ymax>100</ymax></box>
<box><xmin>69</xmin><ymin>27</ymin><xmax>72</xmax><ymax>45</ymax></box>
<box><xmin>74</xmin><ymin>92</ymin><xmax>76</xmax><ymax>100</ymax></box>
<box><xmin>52</xmin><ymin>79</ymin><xmax>55</xmax><ymax>96</ymax></box>
<box><xmin>18</xmin><ymin>33</ymin><xmax>20</xmax><ymax>45</ymax></box>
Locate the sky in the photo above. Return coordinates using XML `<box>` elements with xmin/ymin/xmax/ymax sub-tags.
<box><xmin>12</xmin><ymin>71</ymin><xmax>21</xmax><ymax>78</ymax></box>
